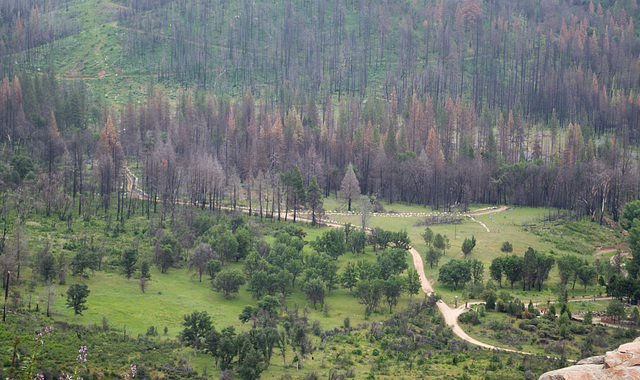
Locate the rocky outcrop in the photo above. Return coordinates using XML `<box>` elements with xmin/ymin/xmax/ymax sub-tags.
<box><xmin>576</xmin><ymin>356</ymin><xmax>605</xmax><ymax>365</ymax></box>
<box><xmin>539</xmin><ymin>337</ymin><xmax>640</xmax><ymax>379</ymax></box>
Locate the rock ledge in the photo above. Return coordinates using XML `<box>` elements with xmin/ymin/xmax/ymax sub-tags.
<box><xmin>539</xmin><ymin>337</ymin><xmax>640</xmax><ymax>379</ymax></box>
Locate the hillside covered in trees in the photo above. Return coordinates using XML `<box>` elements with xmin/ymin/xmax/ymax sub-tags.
<box><xmin>0</xmin><ymin>0</ymin><xmax>638</xmax><ymax>220</ymax></box>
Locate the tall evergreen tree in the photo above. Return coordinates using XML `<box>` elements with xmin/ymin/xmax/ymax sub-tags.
<box><xmin>66</xmin><ymin>283</ymin><xmax>90</xmax><ymax>319</ymax></box>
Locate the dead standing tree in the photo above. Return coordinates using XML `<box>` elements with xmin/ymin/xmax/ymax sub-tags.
<box><xmin>340</xmin><ymin>163</ymin><xmax>360</xmax><ymax>211</ymax></box>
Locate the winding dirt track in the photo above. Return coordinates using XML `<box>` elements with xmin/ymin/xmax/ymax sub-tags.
<box><xmin>409</xmin><ymin>244</ymin><xmax>522</xmax><ymax>352</ymax></box>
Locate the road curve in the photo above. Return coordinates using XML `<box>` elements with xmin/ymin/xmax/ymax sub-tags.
<box><xmin>409</xmin><ymin>245</ymin><xmax>523</xmax><ymax>352</ymax></box>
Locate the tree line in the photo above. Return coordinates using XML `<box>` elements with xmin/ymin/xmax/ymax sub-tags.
<box><xmin>1</xmin><ymin>69</ymin><xmax>639</xmax><ymax>238</ymax></box>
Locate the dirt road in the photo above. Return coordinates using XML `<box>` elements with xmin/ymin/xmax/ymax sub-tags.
<box><xmin>464</xmin><ymin>206</ymin><xmax>509</xmax><ymax>232</ymax></box>
<box><xmin>409</xmin><ymin>244</ymin><xmax>523</xmax><ymax>352</ymax></box>
<box><xmin>467</xmin><ymin>206</ymin><xmax>509</xmax><ymax>216</ymax></box>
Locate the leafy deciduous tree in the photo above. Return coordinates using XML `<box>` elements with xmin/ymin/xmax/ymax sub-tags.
<box><xmin>234</xmin><ymin>226</ymin><xmax>253</xmax><ymax>262</ymax></box>
<box><xmin>470</xmin><ymin>259</ymin><xmax>484</xmax><ymax>284</ymax></box>
<box><xmin>425</xmin><ymin>246</ymin><xmax>443</xmax><ymax>269</ymax></box>
<box><xmin>500</xmin><ymin>241</ymin><xmax>513</xmax><ymax>253</ymax></box>
<box><xmin>181</xmin><ymin>310</ymin><xmax>213</xmax><ymax>356</ymax></box>
<box><xmin>237</xmin><ymin>346</ymin><xmax>263</xmax><ymax>380</ymax></box>
<box><xmin>341</xmin><ymin>262</ymin><xmax>358</xmax><ymax>292</ymax></box>
<box><xmin>303</xmin><ymin>277</ymin><xmax>326</xmax><ymax>309</ymax></box>
<box><xmin>557</xmin><ymin>255</ymin><xmax>582</xmax><ymax>287</ymax></box>
<box><xmin>377</xmin><ymin>248</ymin><xmax>408</xmax><ymax>279</ymax></box>
<box><xmin>156</xmin><ymin>232</ymin><xmax>179</xmax><ymax>273</ymax></box>
<box><xmin>356</xmin><ymin>279</ymin><xmax>384</xmax><ymax>318</ymax></box>
<box><xmin>607</xmin><ymin>299</ymin><xmax>626</xmax><ymax>323</ymax></box>
<box><xmin>346</xmin><ymin>229</ymin><xmax>367</xmax><ymax>257</ymax></box>
<box><xmin>384</xmin><ymin>275</ymin><xmax>403</xmax><ymax>313</ymax></box>
<box><xmin>205</xmin><ymin>327</ymin><xmax>221</xmax><ymax>369</ymax></box>
<box><xmin>489</xmin><ymin>257</ymin><xmax>504</xmax><ymax>287</ymax></box>
<box><xmin>503</xmin><ymin>254</ymin><xmax>523</xmax><ymax>289</ymax></box>
<box><xmin>577</xmin><ymin>263</ymin><xmax>597</xmax><ymax>292</ymax></box>
<box><xmin>189</xmin><ymin>243</ymin><xmax>213</xmax><ymax>282</ymax></box>
<box><xmin>71</xmin><ymin>247</ymin><xmax>97</xmax><ymax>282</ymax></box>
<box><xmin>438</xmin><ymin>259</ymin><xmax>471</xmax><ymax>290</ymax></box>
<box><xmin>311</xmin><ymin>229</ymin><xmax>346</xmax><ymax>260</ymax></box>
<box><xmin>535</xmin><ymin>252</ymin><xmax>555</xmax><ymax>291</ymax></box>
<box><xmin>213</xmin><ymin>269</ymin><xmax>246</xmax><ymax>298</ymax></box>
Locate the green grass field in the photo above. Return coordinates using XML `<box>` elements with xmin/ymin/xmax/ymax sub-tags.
<box><xmin>45</xmin><ymin>264</ymin><xmax>414</xmax><ymax>338</ymax></box>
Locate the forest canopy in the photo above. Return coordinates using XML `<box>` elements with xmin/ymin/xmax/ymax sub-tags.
<box><xmin>0</xmin><ymin>0</ymin><xmax>638</xmax><ymax>219</ymax></box>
